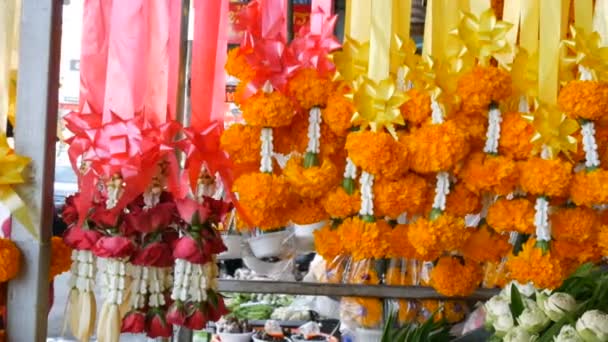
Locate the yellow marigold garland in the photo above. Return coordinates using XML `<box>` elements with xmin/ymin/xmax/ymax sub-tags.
<box><xmin>220</xmin><ymin>124</ymin><xmax>261</xmax><ymax>165</ymax></box>
<box><xmin>345</xmin><ymin>130</ymin><xmax>408</xmax><ymax>179</ymax></box>
<box><xmin>459</xmin><ymin>152</ymin><xmax>519</xmax><ymax>196</ymax></box>
<box><xmin>456</xmin><ymin>66</ymin><xmax>512</xmax><ymax>115</ymax></box>
<box><xmin>225</xmin><ymin>47</ymin><xmax>255</xmax><ymax>82</ymax></box>
<box><xmin>283</xmin><ymin>156</ymin><xmax>339</xmax><ymax>199</ymax></box>
<box><xmin>486</xmin><ymin>198</ymin><xmax>535</xmax><ymax>234</ymax></box>
<box><xmin>0</xmin><ymin>238</ymin><xmax>21</xmax><ymax>282</ymax></box>
<box><xmin>518</xmin><ymin>157</ymin><xmax>573</xmax><ymax>197</ymax></box>
<box><xmin>322</xmin><ymin>186</ymin><xmax>361</xmax><ymax>218</ymax></box>
<box><xmin>570</xmin><ymin>169</ymin><xmax>608</xmax><ymax>207</ymax></box>
<box><xmin>401</xmin><ymin>120</ymin><xmax>470</xmax><ymax>174</ymax></box>
<box><xmin>400</xmin><ymin>88</ymin><xmax>431</xmax><ymax>126</ymax></box>
<box><xmin>286</xmin><ymin>68</ymin><xmax>332</xmax><ymax>109</ymax></box>
<box><xmin>289</xmin><ymin>197</ymin><xmax>329</xmax><ymax>225</ymax></box>
<box><xmin>431</xmin><ymin>256</ymin><xmax>483</xmax><ymax>297</ymax></box>
<box><xmin>241</xmin><ymin>91</ymin><xmax>296</xmax><ymax>127</ymax></box>
<box><xmin>462</xmin><ymin>227</ymin><xmax>511</xmax><ymax>263</ymax></box>
<box><xmin>50</xmin><ymin>236</ymin><xmax>72</xmax><ymax>280</ymax></box>
<box><xmin>373</xmin><ymin>173</ymin><xmax>428</xmax><ymax>218</ymax></box>
<box><xmin>338</xmin><ymin>217</ymin><xmax>390</xmax><ymax>261</ymax></box>
<box><xmin>313</xmin><ymin>224</ymin><xmax>343</xmax><ymax>261</ymax></box>
<box><xmin>558</xmin><ymin>81</ymin><xmax>608</xmax><ymax>121</ymax></box>
<box><xmin>551</xmin><ymin>206</ymin><xmax>598</xmax><ymax>241</ymax></box>
<box><xmin>445</xmin><ymin>182</ymin><xmax>482</xmax><ymax>217</ymax></box>
<box><xmin>407</xmin><ymin>215</ymin><xmax>470</xmax><ymax>261</ymax></box>
<box><xmin>506</xmin><ymin>239</ymin><xmax>565</xmax><ymax>290</ymax></box>
<box><xmin>499</xmin><ymin>112</ymin><xmax>534</xmax><ymax>160</ymax></box>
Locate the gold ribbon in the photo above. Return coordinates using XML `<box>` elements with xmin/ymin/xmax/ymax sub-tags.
<box><xmin>574</xmin><ymin>0</ymin><xmax>593</xmax><ymax>34</ymax></box>
<box><xmin>520</xmin><ymin>0</ymin><xmax>540</xmax><ymax>55</ymax></box>
<box><xmin>348</xmin><ymin>0</ymin><xmax>371</xmax><ymax>42</ymax></box>
<box><xmin>431</xmin><ymin>0</ymin><xmax>466</xmax><ymax>61</ymax></box>
<box><xmin>1</xmin><ymin>0</ymin><xmax>20</xmax><ymax>135</ymax></box>
<box><xmin>469</xmin><ymin>0</ymin><xmax>491</xmax><ymax>17</ymax></box>
<box><xmin>562</xmin><ymin>26</ymin><xmax>608</xmax><ymax>81</ymax></box>
<box><xmin>512</xmin><ymin>49</ymin><xmax>539</xmax><ymax>99</ymax></box>
<box><xmin>524</xmin><ymin>103</ymin><xmax>579</xmax><ymax>159</ymax></box>
<box><xmin>368</xmin><ymin>0</ymin><xmax>393</xmax><ymax>82</ymax></box>
<box><xmin>593</xmin><ymin>0</ymin><xmax>608</xmax><ymax>45</ymax></box>
<box><xmin>349</xmin><ymin>78</ymin><xmax>407</xmax><ymax>139</ymax></box>
<box><xmin>391</xmin><ymin>0</ymin><xmax>411</xmax><ymax>42</ymax></box>
<box><xmin>538</xmin><ymin>0</ymin><xmax>566</xmax><ymax>106</ymax></box>
<box><xmin>455</xmin><ymin>9</ymin><xmax>513</xmax><ymax>67</ymax></box>
<box><xmin>333</xmin><ymin>38</ymin><xmax>370</xmax><ymax>86</ymax></box>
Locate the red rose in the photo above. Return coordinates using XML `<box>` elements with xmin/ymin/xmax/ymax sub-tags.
<box><xmin>172</xmin><ymin>236</ymin><xmax>209</xmax><ymax>264</ymax></box>
<box><xmin>62</xmin><ymin>194</ymin><xmax>79</xmax><ymax>225</ymax></box>
<box><xmin>185</xmin><ymin>304</ymin><xmax>208</xmax><ymax>330</ymax></box>
<box><xmin>175</xmin><ymin>198</ymin><xmax>210</xmax><ymax>224</ymax></box>
<box><xmin>90</xmin><ymin>205</ymin><xmax>122</xmax><ymax>229</ymax></box>
<box><xmin>63</xmin><ymin>226</ymin><xmax>103</xmax><ymax>250</ymax></box>
<box><xmin>132</xmin><ymin>242</ymin><xmax>173</xmax><ymax>267</ymax></box>
<box><xmin>92</xmin><ymin>236</ymin><xmax>135</xmax><ymax>258</ymax></box>
<box><xmin>203</xmin><ymin>228</ymin><xmax>227</xmax><ymax>255</ymax></box>
<box><xmin>146</xmin><ymin>311</ymin><xmax>173</xmax><ymax>338</ymax></box>
<box><xmin>121</xmin><ymin>310</ymin><xmax>146</xmax><ymax>333</ymax></box>
<box><xmin>204</xmin><ymin>197</ymin><xmax>233</xmax><ymax>224</ymax></box>
<box><xmin>124</xmin><ymin>202</ymin><xmax>176</xmax><ymax>234</ymax></box>
<box><xmin>166</xmin><ymin>300</ymin><xmax>187</xmax><ymax>326</ymax></box>
<box><xmin>207</xmin><ymin>291</ymin><xmax>229</xmax><ymax>322</ymax></box>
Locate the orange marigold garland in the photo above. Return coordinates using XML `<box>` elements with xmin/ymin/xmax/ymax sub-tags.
<box><xmin>499</xmin><ymin>112</ymin><xmax>534</xmax><ymax>160</ymax></box>
<box><xmin>220</xmin><ymin>124</ymin><xmax>261</xmax><ymax>165</ymax></box>
<box><xmin>518</xmin><ymin>157</ymin><xmax>573</xmax><ymax>197</ymax></box>
<box><xmin>558</xmin><ymin>80</ymin><xmax>608</xmax><ymax>121</ymax></box>
<box><xmin>445</xmin><ymin>182</ymin><xmax>482</xmax><ymax>217</ymax></box>
<box><xmin>345</xmin><ymin>130</ymin><xmax>408</xmax><ymax>179</ymax></box>
<box><xmin>456</xmin><ymin>66</ymin><xmax>511</xmax><ymax>115</ymax></box>
<box><xmin>313</xmin><ymin>223</ymin><xmax>344</xmax><ymax>261</ymax></box>
<box><xmin>322</xmin><ymin>186</ymin><xmax>360</xmax><ymax>218</ymax></box>
<box><xmin>400</xmin><ymin>88</ymin><xmax>432</xmax><ymax>126</ymax></box>
<box><xmin>430</xmin><ymin>256</ymin><xmax>483</xmax><ymax>297</ymax></box>
<box><xmin>240</xmin><ymin>91</ymin><xmax>296</xmax><ymax>127</ymax></box>
<box><xmin>0</xmin><ymin>238</ymin><xmax>20</xmax><ymax>282</ymax></box>
<box><xmin>286</xmin><ymin>68</ymin><xmax>332</xmax><ymax>110</ymax></box>
<box><xmin>323</xmin><ymin>89</ymin><xmax>356</xmax><ymax>137</ymax></box>
<box><xmin>486</xmin><ymin>198</ymin><xmax>535</xmax><ymax>234</ymax></box>
<box><xmin>552</xmin><ymin>238</ymin><xmax>602</xmax><ymax>272</ymax></box>
<box><xmin>289</xmin><ymin>197</ymin><xmax>329</xmax><ymax>225</ymax></box>
<box><xmin>598</xmin><ymin>225</ymin><xmax>608</xmax><ymax>256</ymax></box>
<box><xmin>338</xmin><ymin>217</ymin><xmax>391</xmax><ymax>261</ymax></box>
<box><xmin>225</xmin><ymin>47</ymin><xmax>255</xmax><ymax>83</ymax></box>
<box><xmin>506</xmin><ymin>238</ymin><xmax>565</xmax><ymax>290</ymax></box>
<box><xmin>459</xmin><ymin>152</ymin><xmax>519</xmax><ymax>195</ymax></box>
<box><xmin>570</xmin><ymin>169</ymin><xmax>608</xmax><ymax>207</ymax></box>
<box><xmin>373</xmin><ymin>174</ymin><xmax>428</xmax><ymax>218</ymax></box>
<box><xmin>50</xmin><ymin>236</ymin><xmax>72</xmax><ymax>280</ymax></box>
<box><xmin>462</xmin><ymin>227</ymin><xmax>511</xmax><ymax>263</ymax></box>
<box><xmin>283</xmin><ymin>156</ymin><xmax>339</xmax><ymax>199</ymax></box>
<box><xmin>386</xmin><ymin>224</ymin><xmax>418</xmax><ymax>259</ymax></box>
<box><xmin>451</xmin><ymin>111</ymin><xmax>488</xmax><ymax>151</ymax></box>
<box><xmin>551</xmin><ymin>206</ymin><xmax>598</xmax><ymax>241</ymax></box>
<box><xmin>407</xmin><ymin>215</ymin><xmax>470</xmax><ymax>261</ymax></box>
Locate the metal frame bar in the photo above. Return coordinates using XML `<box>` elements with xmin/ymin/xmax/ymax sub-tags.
<box><xmin>6</xmin><ymin>0</ymin><xmax>62</xmax><ymax>341</ymax></box>
<box><xmin>218</xmin><ymin>280</ymin><xmax>499</xmax><ymax>301</ymax></box>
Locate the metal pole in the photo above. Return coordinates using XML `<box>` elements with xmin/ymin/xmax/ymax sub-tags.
<box><xmin>6</xmin><ymin>0</ymin><xmax>62</xmax><ymax>341</ymax></box>
<box><xmin>287</xmin><ymin>0</ymin><xmax>294</xmax><ymax>41</ymax></box>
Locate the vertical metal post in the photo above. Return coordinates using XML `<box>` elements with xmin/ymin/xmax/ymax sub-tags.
<box><xmin>287</xmin><ymin>0</ymin><xmax>294</xmax><ymax>41</ymax></box>
<box><xmin>6</xmin><ymin>0</ymin><xmax>62</xmax><ymax>341</ymax></box>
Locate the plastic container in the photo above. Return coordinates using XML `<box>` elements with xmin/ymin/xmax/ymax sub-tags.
<box><xmin>219</xmin><ymin>235</ymin><xmax>242</xmax><ymax>260</ymax></box>
<box><xmin>293</xmin><ymin>221</ymin><xmax>326</xmax><ymax>252</ymax></box>
<box><xmin>355</xmin><ymin>328</ymin><xmax>382</xmax><ymax>342</ymax></box>
<box><xmin>217</xmin><ymin>332</ymin><xmax>254</xmax><ymax>342</ymax></box>
<box><xmin>248</xmin><ymin>230</ymin><xmax>288</xmax><ymax>259</ymax></box>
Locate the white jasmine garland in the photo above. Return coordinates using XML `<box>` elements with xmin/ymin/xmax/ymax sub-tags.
<box><xmin>100</xmin><ymin>258</ymin><xmax>127</xmax><ymax>305</ymax></box>
<box><xmin>576</xmin><ymin>310</ymin><xmax>608</xmax><ymax>342</ymax></box>
<box><xmin>306</xmin><ymin>107</ymin><xmax>322</xmax><ymax>154</ymax></box>
<box><xmin>555</xmin><ymin>325</ymin><xmax>584</xmax><ymax>342</ymax></box>
<box><xmin>432</xmin><ymin>171</ymin><xmax>450</xmax><ymax>211</ymax></box>
<box><xmin>534</xmin><ymin>197</ymin><xmax>551</xmax><ymax>242</ymax></box>
<box><xmin>147</xmin><ymin>267</ymin><xmax>166</xmax><ymax>308</ymax></box>
<box><xmin>581</xmin><ymin>121</ymin><xmax>600</xmax><ymax>168</ymax></box>
<box><xmin>260</xmin><ymin>127</ymin><xmax>274</xmax><ymax>173</ymax></box>
<box><xmin>343</xmin><ymin>157</ymin><xmax>357</xmax><ymax>179</ymax></box>
<box><xmin>431</xmin><ymin>99</ymin><xmax>444</xmax><ymax>124</ymax></box>
<box><xmin>579</xmin><ymin>65</ymin><xmax>593</xmax><ymax>82</ymax></box>
<box><xmin>359</xmin><ymin>171</ymin><xmax>374</xmax><ymax>216</ymax></box>
<box><xmin>128</xmin><ymin>265</ymin><xmax>148</xmax><ymax>309</ymax></box>
<box><xmin>519</xmin><ymin>95</ymin><xmax>530</xmax><ymax>113</ymax></box>
<box><xmin>483</xmin><ymin>105</ymin><xmax>502</xmax><ymax>154</ymax></box>
<box><xmin>68</xmin><ymin>250</ymin><xmax>96</xmax><ymax>293</ymax></box>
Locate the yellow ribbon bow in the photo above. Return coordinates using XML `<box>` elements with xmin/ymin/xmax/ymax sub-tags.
<box><xmin>511</xmin><ymin>49</ymin><xmax>539</xmax><ymax>100</ymax></box>
<box><xmin>524</xmin><ymin>103</ymin><xmax>579</xmax><ymax>159</ymax></box>
<box><xmin>454</xmin><ymin>8</ymin><xmax>513</xmax><ymax>67</ymax></box>
<box><xmin>332</xmin><ymin>37</ymin><xmax>370</xmax><ymax>88</ymax></box>
<box><xmin>562</xmin><ymin>26</ymin><xmax>608</xmax><ymax>81</ymax></box>
<box><xmin>349</xmin><ymin>77</ymin><xmax>407</xmax><ymax>139</ymax></box>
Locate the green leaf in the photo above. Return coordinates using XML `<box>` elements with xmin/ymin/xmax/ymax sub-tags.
<box><xmin>342</xmin><ymin>177</ymin><xmax>356</xmax><ymax>195</ymax></box>
<box><xmin>303</xmin><ymin>152</ymin><xmax>320</xmax><ymax>168</ymax></box>
<box><xmin>510</xmin><ymin>285</ymin><xmax>525</xmax><ymax>319</ymax></box>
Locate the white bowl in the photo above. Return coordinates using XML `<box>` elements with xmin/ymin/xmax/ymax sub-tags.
<box><xmin>219</xmin><ymin>235</ymin><xmax>242</xmax><ymax>260</ymax></box>
<box><xmin>248</xmin><ymin>230</ymin><xmax>288</xmax><ymax>259</ymax></box>
<box><xmin>293</xmin><ymin>221</ymin><xmax>325</xmax><ymax>253</ymax></box>
<box><xmin>217</xmin><ymin>332</ymin><xmax>254</xmax><ymax>342</ymax></box>
<box><xmin>355</xmin><ymin>328</ymin><xmax>382</xmax><ymax>342</ymax></box>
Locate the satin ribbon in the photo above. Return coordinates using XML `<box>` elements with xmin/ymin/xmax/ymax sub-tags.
<box><xmin>368</xmin><ymin>0</ymin><xmax>393</xmax><ymax>82</ymax></box>
<box><xmin>524</xmin><ymin>103</ymin><xmax>578</xmax><ymax>159</ymax></box>
<box><xmin>563</xmin><ymin>26</ymin><xmax>608</xmax><ymax>81</ymax></box>
<box><xmin>594</xmin><ymin>0</ymin><xmax>608</xmax><ymax>45</ymax></box>
<box><xmin>167</xmin><ymin>0</ymin><xmax>182</xmax><ymax>121</ymax></box>
<box><xmin>455</xmin><ymin>9</ymin><xmax>513</xmax><ymax>67</ymax></box>
<box><xmin>332</xmin><ymin>38</ymin><xmax>370</xmax><ymax>85</ymax></box>
<box><xmin>0</xmin><ymin>0</ymin><xmax>20</xmax><ymax>134</ymax></box>
<box><xmin>538</xmin><ymin>0</ymin><xmax>566</xmax><ymax>106</ymax></box>
<box><xmin>310</xmin><ymin>0</ymin><xmax>334</xmax><ymax>33</ymax></box>
<box><xmin>431</xmin><ymin>0</ymin><xmax>466</xmax><ymax>61</ymax></box>
<box><xmin>469</xmin><ymin>0</ymin><xmax>491</xmax><ymax>17</ymax></box>
<box><xmin>348</xmin><ymin>0</ymin><xmax>371</xmax><ymax>41</ymax></box>
<box><xmin>391</xmin><ymin>0</ymin><xmax>411</xmax><ymax>41</ymax></box>
<box><xmin>574</xmin><ymin>0</ymin><xmax>593</xmax><ymax>34</ymax></box>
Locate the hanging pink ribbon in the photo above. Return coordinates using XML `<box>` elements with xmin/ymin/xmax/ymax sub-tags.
<box><xmin>166</xmin><ymin>0</ymin><xmax>182</xmax><ymax>121</ymax></box>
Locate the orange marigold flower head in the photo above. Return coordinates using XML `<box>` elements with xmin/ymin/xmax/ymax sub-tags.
<box><xmin>401</xmin><ymin>120</ymin><xmax>470</xmax><ymax>174</ymax></box>
<box><xmin>225</xmin><ymin>47</ymin><xmax>255</xmax><ymax>82</ymax></box>
<box><xmin>50</xmin><ymin>236</ymin><xmax>72</xmax><ymax>280</ymax></box>
<box><xmin>0</xmin><ymin>238</ymin><xmax>21</xmax><ymax>282</ymax></box>
<box><xmin>558</xmin><ymin>80</ymin><xmax>608</xmax><ymax>121</ymax></box>
<box><xmin>385</xmin><ymin>259</ymin><xmax>419</xmax><ymax>286</ymax></box>
<box><xmin>233</xmin><ymin>162</ymin><xmax>262</xmax><ymax>179</ymax></box>
<box><xmin>289</xmin><ymin>197</ymin><xmax>329</xmax><ymax>225</ymax></box>
<box><xmin>452</xmin><ymin>111</ymin><xmax>488</xmax><ymax>149</ymax></box>
<box><xmin>552</xmin><ymin>238</ymin><xmax>602</xmax><ymax>267</ymax></box>
<box><xmin>431</xmin><ymin>256</ymin><xmax>483</xmax><ymax>297</ymax></box>
<box><xmin>345</xmin><ymin>130</ymin><xmax>408</xmax><ymax>179</ymax></box>
<box><xmin>499</xmin><ymin>112</ymin><xmax>534</xmax><ymax>160</ymax></box>
<box><xmin>599</xmin><ymin>225</ymin><xmax>608</xmax><ymax>257</ymax></box>
<box><xmin>373</xmin><ymin>173</ymin><xmax>428</xmax><ymax>218</ymax></box>
<box><xmin>341</xmin><ymin>297</ymin><xmax>384</xmax><ymax>328</ymax></box>
<box><xmin>570</xmin><ymin>169</ymin><xmax>608</xmax><ymax>207</ymax></box>
<box><xmin>407</xmin><ymin>214</ymin><xmax>470</xmax><ymax>261</ymax></box>
<box><xmin>387</xmin><ymin>224</ymin><xmax>419</xmax><ymax>259</ymax></box>
<box><xmin>313</xmin><ymin>224</ymin><xmax>343</xmax><ymax>261</ymax></box>
<box><xmin>457</xmin><ymin>65</ymin><xmax>512</xmax><ymax>114</ymax></box>
<box><xmin>338</xmin><ymin>217</ymin><xmax>365</xmax><ymax>257</ymax></box>
<box><xmin>459</xmin><ymin>153</ymin><xmax>519</xmax><ymax>195</ymax></box>
<box><xmin>322</xmin><ymin>89</ymin><xmax>356</xmax><ymax>137</ymax></box>
<box><xmin>551</xmin><ymin>206</ymin><xmax>598</xmax><ymax>241</ymax></box>
<box><xmin>241</xmin><ymin>91</ymin><xmax>296</xmax><ymax>127</ymax></box>
<box><xmin>220</xmin><ymin>124</ymin><xmax>261</xmax><ymax>165</ymax></box>
<box><xmin>445</xmin><ymin>182</ymin><xmax>482</xmax><ymax>217</ymax></box>
<box><xmin>338</xmin><ymin>217</ymin><xmax>391</xmax><ymax>261</ymax></box>
<box><xmin>518</xmin><ymin>157</ymin><xmax>573</xmax><ymax>197</ymax></box>
<box><xmin>400</xmin><ymin>88</ymin><xmax>432</xmax><ymax>126</ymax></box>
<box><xmin>287</xmin><ymin>68</ymin><xmax>332</xmax><ymax>109</ymax></box>
<box><xmin>274</xmin><ymin>113</ymin><xmax>345</xmax><ymax>157</ymax></box>
<box><xmin>322</xmin><ymin>186</ymin><xmax>361</xmax><ymax>218</ymax></box>
<box><xmin>487</xmin><ymin>198</ymin><xmax>535</xmax><ymax>234</ymax></box>
<box><xmin>506</xmin><ymin>238</ymin><xmax>565</xmax><ymax>289</ymax></box>
<box><xmin>283</xmin><ymin>156</ymin><xmax>340</xmax><ymax>199</ymax></box>
<box><xmin>462</xmin><ymin>227</ymin><xmax>511</xmax><ymax>263</ymax></box>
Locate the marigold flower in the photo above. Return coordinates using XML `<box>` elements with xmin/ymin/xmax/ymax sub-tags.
<box><xmin>518</xmin><ymin>157</ymin><xmax>572</xmax><ymax>197</ymax></box>
<box><xmin>459</xmin><ymin>153</ymin><xmax>519</xmax><ymax>195</ymax></box>
<box><xmin>346</xmin><ymin>130</ymin><xmax>408</xmax><ymax>179</ymax></box>
<box><xmin>552</xmin><ymin>238</ymin><xmax>602</xmax><ymax>268</ymax></box>
<box><xmin>486</xmin><ymin>198</ymin><xmax>535</xmax><ymax>234</ymax></box>
<box><xmin>385</xmin><ymin>259</ymin><xmax>418</xmax><ymax>286</ymax></box>
<box><xmin>50</xmin><ymin>236</ymin><xmax>72</xmax><ymax>280</ymax></box>
<box><xmin>283</xmin><ymin>156</ymin><xmax>339</xmax><ymax>199</ymax></box>
<box><xmin>338</xmin><ymin>217</ymin><xmax>390</xmax><ymax>261</ymax></box>
<box><xmin>499</xmin><ymin>112</ymin><xmax>534</xmax><ymax>160</ymax></box>
<box><xmin>0</xmin><ymin>238</ymin><xmax>21</xmax><ymax>282</ymax></box>
<box><xmin>506</xmin><ymin>238</ymin><xmax>565</xmax><ymax>290</ymax></box>
<box><xmin>323</xmin><ymin>90</ymin><xmax>356</xmax><ymax>136</ymax></box>
<box><xmin>598</xmin><ymin>225</ymin><xmax>608</xmax><ymax>257</ymax></box>
<box><xmin>289</xmin><ymin>197</ymin><xmax>329</xmax><ymax>225</ymax></box>
<box><xmin>347</xmin><ymin>259</ymin><xmax>380</xmax><ymax>285</ymax></box>
<box><xmin>407</xmin><ymin>214</ymin><xmax>470</xmax><ymax>261</ymax></box>
<box><xmin>220</xmin><ymin>124</ymin><xmax>261</xmax><ymax>165</ymax></box>
<box><xmin>341</xmin><ymin>297</ymin><xmax>383</xmax><ymax>328</ymax></box>
<box><xmin>462</xmin><ymin>227</ymin><xmax>511</xmax><ymax>263</ymax></box>
<box><xmin>431</xmin><ymin>256</ymin><xmax>483</xmax><ymax>297</ymax></box>
<box><xmin>386</xmin><ymin>224</ymin><xmax>418</xmax><ymax>259</ymax></box>
<box><xmin>313</xmin><ymin>224</ymin><xmax>343</xmax><ymax>261</ymax></box>
<box><xmin>400</xmin><ymin>88</ymin><xmax>431</xmax><ymax>125</ymax></box>
<box><xmin>551</xmin><ymin>206</ymin><xmax>598</xmax><ymax>241</ymax></box>
<box><xmin>570</xmin><ymin>169</ymin><xmax>608</xmax><ymax>207</ymax></box>
<box><xmin>322</xmin><ymin>186</ymin><xmax>360</xmax><ymax>218</ymax></box>
<box><xmin>274</xmin><ymin>113</ymin><xmax>345</xmax><ymax>158</ymax></box>
<box><xmin>241</xmin><ymin>91</ymin><xmax>296</xmax><ymax>127</ymax></box>
<box><xmin>445</xmin><ymin>182</ymin><xmax>482</xmax><ymax>217</ymax></box>
<box><xmin>287</xmin><ymin>68</ymin><xmax>332</xmax><ymax>109</ymax></box>
<box><xmin>456</xmin><ymin>65</ymin><xmax>511</xmax><ymax>114</ymax></box>
<box><xmin>373</xmin><ymin>173</ymin><xmax>428</xmax><ymax>218</ymax></box>
<box><xmin>225</xmin><ymin>47</ymin><xmax>255</xmax><ymax>82</ymax></box>
<box><xmin>401</xmin><ymin>120</ymin><xmax>470</xmax><ymax>174</ymax></box>
<box><xmin>451</xmin><ymin>111</ymin><xmax>488</xmax><ymax>150</ymax></box>
<box><xmin>558</xmin><ymin>80</ymin><xmax>608</xmax><ymax>121</ymax></box>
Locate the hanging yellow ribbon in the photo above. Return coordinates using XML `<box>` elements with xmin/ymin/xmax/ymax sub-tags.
<box><xmin>391</xmin><ymin>0</ymin><xmax>411</xmax><ymax>42</ymax></box>
<box><xmin>469</xmin><ymin>0</ymin><xmax>491</xmax><ymax>17</ymax></box>
<box><xmin>574</xmin><ymin>0</ymin><xmax>593</xmax><ymax>34</ymax></box>
<box><xmin>524</xmin><ymin>103</ymin><xmax>579</xmax><ymax>159</ymax></box>
<box><xmin>593</xmin><ymin>0</ymin><xmax>608</xmax><ymax>45</ymax></box>
<box><xmin>422</xmin><ymin>0</ymin><xmax>433</xmax><ymax>57</ymax></box>
<box><xmin>1</xmin><ymin>0</ymin><xmax>20</xmax><ymax>134</ymax></box>
<box><xmin>332</xmin><ymin>38</ymin><xmax>370</xmax><ymax>87</ymax></box>
<box><xmin>538</xmin><ymin>0</ymin><xmax>567</xmax><ymax>106</ymax></box>
<box><xmin>368</xmin><ymin>0</ymin><xmax>393</xmax><ymax>82</ymax></box>
<box><xmin>512</xmin><ymin>49</ymin><xmax>539</xmax><ymax>99</ymax></box>
<box><xmin>348</xmin><ymin>0</ymin><xmax>371</xmax><ymax>42</ymax></box>
<box><xmin>431</xmin><ymin>0</ymin><xmax>466</xmax><ymax>62</ymax></box>
<box><xmin>520</xmin><ymin>0</ymin><xmax>540</xmax><ymax>56</ymax></box>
